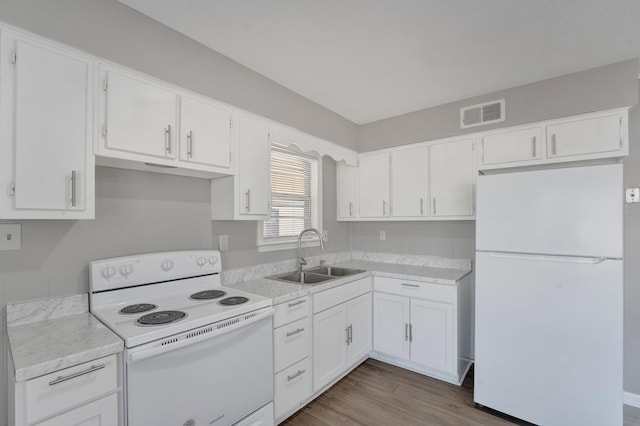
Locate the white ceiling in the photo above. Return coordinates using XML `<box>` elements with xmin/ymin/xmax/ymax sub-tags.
<box><xmin>119</xmin><ymin>0</ymin><xmax>640</xmax><ymax>124</ymax></box>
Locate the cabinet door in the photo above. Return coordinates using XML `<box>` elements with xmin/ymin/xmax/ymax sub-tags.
<box><xmin>3</xmin><ymin>35</ymin><xmax>92</xmax><ymax>213</ymax></box>
<box><xmin>429</xmin><ymin>139</ymin><xmax>475</xmax><ymax>217</ymax></box>
<box><xmin>37</xmin><ymin>393</ymin><xmax>118</xmax><ymax>426</ymax></box>
<box><xmin>237</xmin><ymin>113</ymin><xmax>270</xmax><ymax>216</ymax></box>
<box><xmin>313</xmin><ymin>304</ymin><xmax>348</xmax><ymax>392</ymax></box>
<box><xmin>103</xmin><ymin>68</ymin><xmax>178</xmax><ymax>159</ymax></box>
<box><xmin>373</xmin><ymin>293</ymin><xmax>410</xmax><ymax>360</ymax></box>
<box><xmin>179</xmin><ymin>95</ymin><xmax>232</xmax><ymax>169</ymax></box>
<box><xmin>391</xmin><ymin>145</ymin><xmax>429</xmax><ymax>217</ymax></box>
<box><xmin>337</xmin><ymin>163</ymin><xmax>358</xmax><ymax>219</ymax></box>
<box><xmin>410</xmin><ymin>299</ymin><xmax>454</xmax><ymax>374</ymax></box>
<box><xmin>347</xmin><ymin>293</ymin><xmax>372</xmax><ymax>366</ymax></box>
<box><xmin>358</xmin><ymin>152</ymin><xmax>390</xmax><ymax>218</ymax></box>
<box><xmin>482</xmin><ymin>127</ymin><xmax>542</xmax><ymax>166</ymax></box>
<box><xmin>546</xmin><ymin>114</ymin><xmax>622</xmax><ymax>158</ymax></box>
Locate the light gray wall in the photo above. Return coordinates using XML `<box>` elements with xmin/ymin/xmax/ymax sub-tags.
<box><xmin>624</xmin><ymin>88</ymin><xmax>640</xmax><ymax>395</ymax></box>
<box><xmin>358</xmin><ymin>59</ymin><xmax>639</xmax><ymax>152</ymax></box>
<box><xmin>0</xmin><ymin>0</ymin><xmax>358</xmax><ymax>150</ymax></box>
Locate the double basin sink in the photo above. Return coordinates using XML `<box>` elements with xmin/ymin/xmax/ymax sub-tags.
<box><xmin>267</xmin><ymin>266</ymin><xmax>366</xmax><ymax>285</ymax></box>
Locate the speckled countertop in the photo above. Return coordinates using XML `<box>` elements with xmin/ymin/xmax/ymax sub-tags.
<box><xmin>226</xmin><ymin>253</ymin><xmax>471</xmax><ymax>305</ymax></box>
<box><xmin>6</xmin><ymin>295</ymin><xmax>124</xmax><ymax>382</ymax></box>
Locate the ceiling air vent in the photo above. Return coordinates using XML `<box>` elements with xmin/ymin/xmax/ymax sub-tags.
<box><xmin>460</xmin><ymin>99</ymin><xmax>505</xmax><ymax>129</ymax></box>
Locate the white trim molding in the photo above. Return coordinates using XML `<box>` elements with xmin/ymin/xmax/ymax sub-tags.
<box><xmin>624</xmin><ymin>391</ymin><xmax>640</xmax><ymax>408</ymax></box>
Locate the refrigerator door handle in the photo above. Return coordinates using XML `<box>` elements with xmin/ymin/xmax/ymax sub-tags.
<box><xmin>486</xmin><ymin>252</ymin><xmax>611</xmax><ymax>264</ymax></box>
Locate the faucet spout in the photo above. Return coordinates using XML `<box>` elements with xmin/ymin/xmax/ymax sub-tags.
<box><xmin>298</xmin><ymin>228</ymin><xmax>325</xmax><ymax>273</ymax></box>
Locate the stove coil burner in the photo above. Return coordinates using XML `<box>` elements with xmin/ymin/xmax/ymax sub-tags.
<box><xmin>136</xmin><ymin>310</ymin><xmax>187</xmax><ymax>326</ymax></box>
<box><xmin>218</xmin><ymin>296</ymin><xmax>249</xmax><ymax>306</ymax></box>
<box><xmin>190</xmin><ymin>290</ymin><xmax>227</xmax><ymax>300</ymax></box>
<box><xmin>119</xmin><ymin>303</ymin><xmax>157</xmax><ymax>314</ymax></box>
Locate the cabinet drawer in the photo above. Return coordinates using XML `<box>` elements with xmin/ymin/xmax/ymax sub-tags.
<box><xmin>274</xmin><ymin>357</ymin><xmax>312</xmax><ymax>421</ymax></box>
<box><xmin>274</xmin><ymin>317</ymin><xmax>311</xmax><ymax>373</ymax></box>
<box><xmin>273</xmin><ymin>296</ymin><xmax>310</xmax><ymax>328</ymax></box>
<box><xmin>25</xmin><ymin>354</ymin><xmax>118</xmax><ymax>423</ymax></box>
<box><xmin>313</xmin><ymin>277</ymin><xmax>371</xmax><ymax>314</ymax></box>
<box><xmin>374</xmin><ymin>276</ymin><xmax>453</xmax><ymax>304</ymax></box>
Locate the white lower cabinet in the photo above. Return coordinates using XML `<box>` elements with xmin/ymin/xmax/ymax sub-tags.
<box><xmin>272</xmin><ymin>296</ymin><xmax>312</xmax><ymax>422</ymax></box>
<box><xmin>9</xmin><ymin>354</ymin><xmax>120</xmax><ymax>426</ymax></box>
<box><xmin>312</xmin><ymin>279</ymin><xmax>372</xmax><ymax>393</ymax></box>
<box><xmin>372</xmin><ymin>276</ymin><xmax>470</xmax><ymax>385</ymax></box>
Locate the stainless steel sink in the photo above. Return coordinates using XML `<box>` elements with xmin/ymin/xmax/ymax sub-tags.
<box><xmin>304</xmin><ymin>266</ymin><xmax>366</xmax><ymax>277</ymax></box>
<box><xmin>267</xmin><ymin>271</ymin><xmax>335</xmax><ymax>284</ymax></box>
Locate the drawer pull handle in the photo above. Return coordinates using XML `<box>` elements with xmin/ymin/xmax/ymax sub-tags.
<box><xmin>49</xmin><ymin>364</ymin><xmax>105</xmax><ymax>386</ymax></box>
<box><xmin>288</xmin><ymin>300</ymin><xmax>306</xmax><ymax>307</ymax></box>
<box><xmin>287</xmin><ymin>369</ymin><xmax>306</xmax><ymax>381</ymax></box>
<box><xmin>286</xmin><ymin>328</ymin><xmax>305</xmax><ymax>337</ymax></box>
<box><xmin>401</xmin><ymin>283</ymin><xmax>420</xmax><ymax>288</ymax></box>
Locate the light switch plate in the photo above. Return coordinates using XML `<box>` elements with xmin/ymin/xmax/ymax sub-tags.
<box><xmin>626</xmin><ymin>188</ymin><xmax>640</xmax><ymax>203</ymax></box>
<box><xmin>322</xmin><ymin>230</ymin><xmax>328</xmax><ymax>241</ymax></box>
<box><xmin>379</xmin><ymin>230</ymin><xmax>386</xmax><ymax>241</ymax></box>
<box><xmin>0</xmin><ymin>224</ymin><xmax>21</xmax><ymax>250</ymax></box>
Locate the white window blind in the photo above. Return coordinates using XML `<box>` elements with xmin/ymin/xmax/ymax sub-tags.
<box><xmin>261</xmin><ymin>146</ymin><xmax>319</xmax><ymax>243</ymax></box>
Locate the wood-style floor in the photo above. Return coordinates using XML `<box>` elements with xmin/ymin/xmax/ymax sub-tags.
<box><xmin>281</xmin><ymin>359</ymin><xmax>640</xmax><ymax>426</ymax></box>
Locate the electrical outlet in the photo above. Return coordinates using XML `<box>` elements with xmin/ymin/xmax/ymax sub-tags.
<box><xmin>379</xmin><ymin>230</ymin><xmax>386</xmax><ymax>241</ymax></box>
<box><xmin>0</xmin><ymin>224</ymin><xmax>21</xmax><ymax>250</ymax></box>
<box><xmin>626</xmin><ymin>188</ymin><xmax>640</xmax><ymax>203</ymax></box>
<box><xmin>218</xmin><ymin>235</ymin><xmax>229</xmax><ymax>251</ymax></box>
<box><xmin>322</xmin><ymin>230</ymin><xmax>328</xmax><ymax>241</ymax></box>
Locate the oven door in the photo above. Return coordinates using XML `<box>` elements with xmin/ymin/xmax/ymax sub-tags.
<box><xmin>125</xmin><ymin>308</ymin><xmax>274</xmax><ymax>426</ymax></box>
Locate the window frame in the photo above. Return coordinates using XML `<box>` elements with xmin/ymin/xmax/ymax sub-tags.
<box><xmin>257</xmin><ymin>144</ymin><xmax>323</xmax><ymax>251</ymax></box>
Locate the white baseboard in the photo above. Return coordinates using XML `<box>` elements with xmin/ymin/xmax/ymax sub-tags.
<box><xmin>624</xmin><ymin>391</ymin><xmax>640</xmax><ymax>408</ymax></box>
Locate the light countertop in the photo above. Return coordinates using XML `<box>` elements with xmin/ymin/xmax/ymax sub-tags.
<box><xmin>6</xmin><ymin>295</ymin><xmax>124</xmax><ymax>382</ymax></box>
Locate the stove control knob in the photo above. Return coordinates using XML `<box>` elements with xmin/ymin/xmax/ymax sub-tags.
<box><xmin>161</xmin><ymin>259</ymin><xmax>174</xmax><ymax>272</ymax></box>
<box><xmin>196</xmin><ymin>257</ymin><xmax>207</xmax><ymax>267</ymax></box>
<box><xmin>101</xmin><ymin>266</ymin><xmax>116</xmax><ymax>279</ymax></box>
<box><xmin>208</xmin><ymin>256</ymin><xmax>218</xmax><ymax>265</ymax></box>
<box><xmin>120</xmin><ymin>264</ymin><xmax>133</xmax><ymax>277</ymax></box>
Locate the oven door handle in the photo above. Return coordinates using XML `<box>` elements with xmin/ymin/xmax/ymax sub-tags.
<box><xmin>127</xmin><ymin>307</ymin><xmax>274</xmax><ymax>363</ymax></box>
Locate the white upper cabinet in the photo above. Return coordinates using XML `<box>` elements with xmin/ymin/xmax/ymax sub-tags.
<box><xmin>391</xmin><ymin>145</ymin><xmax>429</xmax><ymax>218</ymax></box>
<box><xmin>336</xmin><ymin>163</ymin><xmax>358</xmax><ymax>219</ymax></box>
<box><xmin>478</xmin><ymin>108</ymin><xmax>628</xmax><ymax>171</ymax></box>
<box><xmin>0</xmin><ymin>27</ymin><xmax>95</xmax><ymax>219</ymax></box>
<box><xmin>211</xmin><ymin>112</ymin><xmax>271</xmax><ymax>220</ymax></box>
<box><xmin>101</xmin><ymin>66</ymin><xmax>178</xmax><ymax>160</ymax></box>
<box><xmin>429</xmin><ymin>139</ymin><xmax>475</xmax><ymax>217</ymax></box>
<box><xmin>482</xmin><ymin>126</ymin><xmax>542</xmax><ymax>166</ymax></box>
<box><xmin>179</xmin><ymin>95</ymin><xmax>232</xmax><ymax>169</ymax></box>
<box><xmin>358</xmin><ymin>152</ymin><xmax>390</xmax><ymax>218</ymax></box>
<box><xmin>546</xmin><ymin>113</ymin><xmax>623</xmax><ymax>158</ymax></box>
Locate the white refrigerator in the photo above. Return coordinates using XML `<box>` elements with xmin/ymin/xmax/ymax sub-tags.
<box><xmin>474</xmin><ymin>163</ymin><xmax>623</xmax><ymax>426</ymax></box>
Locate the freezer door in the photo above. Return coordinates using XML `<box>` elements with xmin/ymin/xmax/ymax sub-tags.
<box><xmin>476</xmin><ymin>164</ymin><xmax>623</xmax><ymax>258</ymax></box>
<box><xmin>474</xmin><ymin>252</ymin><xmax>623</xmax><ymax>426</ymax></box>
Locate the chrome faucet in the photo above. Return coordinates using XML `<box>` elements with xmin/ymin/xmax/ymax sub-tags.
<box><xmin>298</xmin><ymin>228</ymin><xmax>325</xmax><ymax>273</ymax></box>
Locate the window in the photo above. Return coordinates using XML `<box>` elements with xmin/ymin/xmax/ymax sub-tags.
<box><xmin>258</xmin><ymin>144</ymin><xmax>321</xmax><ymax>248</ymax></box>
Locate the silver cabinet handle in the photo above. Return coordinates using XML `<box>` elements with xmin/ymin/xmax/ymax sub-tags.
<box><xmin>401</xmin><ymin>283</ymin><xmax>420</xmax><ymax>288</ymax></box>
<box><xmin>345</xmin><ymin>326</ymin><xmax>350</xmax><ymax>344</ymax></box>
<box><xmin>286</xmin><ymin>328</ymin><xmax>305</xmax><ymax>337</ymax></box>
<box><xmin>433</xmin><ymin>197</ymin><xmax>437</xmax><ymax>215</ymax></box>
<box><xmin>165</xmin><ymin>124</ymin><xmax>172</xmax><ymax>154</ymax></box>
<box><xmin>532</xmin><ymin>136</ymin><xmax>537</xmax><ymax>158</ymax></box>
<box><xmin>70</xmin><ymin>170</ymin><xmax>78</xmax><ymax>207</ymax></box>
<box><xmin>187</xmin><ymin>130</ymin><xmax>193</xmax><ymax>158</ymax></box>
<box><xmin>348</xmin><ymin>324</ymin><xmax>353</xmax><ymax>344</ymax></box>
<box><xmin>382</xmin><ymin>200</ymin><xmax>387</xmax><ymax>216</ymax></box>
<box><xmin>49</xmin><ymin>364</ymin><xmax>105</xmax><ymax>386</ymax></box>
<box><xmin>288</xmin><ymin>299</ymin><xmax>306</xmax><ymax>308</ymax></box>
<box><xmin>405</xmin><ymin>323</ymin><xmax>409</xmax><ymax>342</ymax></box>
<box><xmin>420</xmin><ymin>197</ymin><xmax>424</xmax><ymax>215</ymax></box>
<box><xmin>409</xmin><ymin>324</ymin><xmax>413</xmax><ymax>342</ymax></box>
<box><xmin>245</xmin><ymin>189</ymin><xmax>250</xmax><ymax>212</ymax></box>
<box><xmin>287</xmin><ymin>369</ymin><xmax>306</xmax><ymax>382</ymax></box>
<box><xmin>551</xmin><ymin>134</ymin><xmax>557</xmax><ymax>155</ymax></box>
<box><xmin>349</xmin><ymin>201</ymin><xmax>353</xmax><ymax>217</ymax></box>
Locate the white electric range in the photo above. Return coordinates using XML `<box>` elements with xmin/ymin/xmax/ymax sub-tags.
<box><xmin>89</xmin><ymin>250</ymin><xmax>274</xmax><ymax>426</ymax></box>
